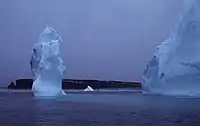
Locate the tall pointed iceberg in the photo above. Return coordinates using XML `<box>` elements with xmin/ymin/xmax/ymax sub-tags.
<box><xmin>142</xmin><ymin>0</ymin><xmax>200</xmax><ymax>96</ymax></box>
<box><xmin>30</xmin><ymin>26</ymin><xmax>66</xmax><ymax>96</ymax></box>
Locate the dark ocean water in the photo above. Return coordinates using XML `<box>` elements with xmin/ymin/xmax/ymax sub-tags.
<box><xmin>0</xmin><ymin>90</ymin><xmax>200</xmax><ymax>126</ymax></box>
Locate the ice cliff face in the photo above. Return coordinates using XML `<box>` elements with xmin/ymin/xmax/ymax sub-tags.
<box><xmin>30</xmin><ymin>26</ymin><xmax>66</xmax><ymax>96</ymax></box>
<box><xmin>142</xmin><ymin>0</ymin><xmax>200</xmax><ymax>96</ymax></box>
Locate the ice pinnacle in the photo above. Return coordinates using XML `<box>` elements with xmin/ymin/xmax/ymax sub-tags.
<box><xmin>30</xmin><ymin>26</ymin><xmax>66</xmax><ymax>96</ymax></box>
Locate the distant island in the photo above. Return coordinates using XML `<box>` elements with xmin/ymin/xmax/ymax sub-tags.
<box><xmin>8</xmin><ymin>79</ymin><xmax>141</xmax><ymax>90</ymax></box>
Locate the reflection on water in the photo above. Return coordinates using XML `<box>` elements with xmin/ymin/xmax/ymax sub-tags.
<box><xmin>1</xmin><ymin>90</ymin><xmax>200</xmax><ymax>126</ymax></box>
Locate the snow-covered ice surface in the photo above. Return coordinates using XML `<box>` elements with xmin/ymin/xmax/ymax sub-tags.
<box><xmin>142</xmin><ymin>0</ymin><xmax>200</xmax><ymax>96</ymax></box>
<box><xmin>30</xmin><ymin>26</ymin><xmax>66</xmax><ymax>96</ymax></box>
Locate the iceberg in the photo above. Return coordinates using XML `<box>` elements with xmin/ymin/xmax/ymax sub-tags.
<box><xmin>142</xmin><ymin>0</ymin><xmax>200</xmax><ymax>96</ymax></box>
<box><xmin>30</xmin><ymin>26</ymin><xmax>66</xmax><ymax>96</ymax></box>
<box><xmin>84</xmin><ymin>86</ymin><xmax>94</xmax><ymax>92</ymax></box>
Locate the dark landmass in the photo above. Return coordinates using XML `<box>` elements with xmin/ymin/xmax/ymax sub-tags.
<box><xmin>8</xmin><ymin>79</ymin><xmax>141</xmax><ymax>89</ymax></box>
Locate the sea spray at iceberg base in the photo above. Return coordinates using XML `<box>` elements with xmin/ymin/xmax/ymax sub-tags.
<box><xmin>30</xmin><ymin>26</ymin><xmax>66</xmax><ymax>96</ymax></box>
<box><xmin>142</xmin><ymin>0</ymin><xmax>200</xmax><ymax>96</ymax></box>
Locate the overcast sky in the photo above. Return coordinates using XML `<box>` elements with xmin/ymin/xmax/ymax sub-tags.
<box><xmin>0</xmin><ymin>0</ymin><xmax>183</xmax><ymax>86</ymax></box>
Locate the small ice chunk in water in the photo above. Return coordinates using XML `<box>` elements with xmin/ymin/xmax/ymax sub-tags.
<box><xmin>84</xmin><ymin>86</ymin><xmax>94</xmax><ymax>92</ymax></box>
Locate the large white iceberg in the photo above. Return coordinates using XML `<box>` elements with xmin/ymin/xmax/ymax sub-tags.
<box><xmin>30</xmin><ymin>26</ymin><xmax>66</xmax><ymax>96</ymax></box>
<box><xmin>142</xmin><ymin>0</ymin><xmax>200</xmax><ymax>96</ymax></box>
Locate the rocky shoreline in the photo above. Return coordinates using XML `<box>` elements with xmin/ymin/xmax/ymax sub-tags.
<box><xmin>8</xmin><ymin>79</ymin><xmax>141</xmax><ymax>90</ymax></box>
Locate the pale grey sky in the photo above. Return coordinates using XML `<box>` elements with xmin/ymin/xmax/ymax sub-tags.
<box><xmin>0</xmin><ymin>0</ymin><xmax>183</xmax><ymax>86</ymax></box>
